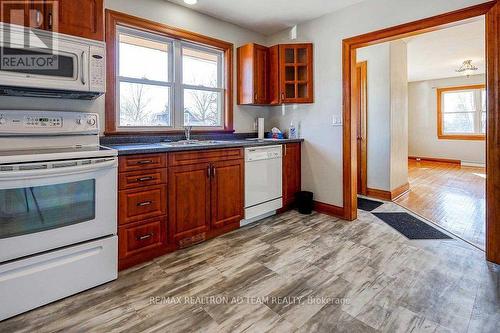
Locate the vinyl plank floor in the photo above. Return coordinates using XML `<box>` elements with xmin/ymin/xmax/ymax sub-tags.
<box><xmin>1</xmin><ymin>207</ymin><xmax>498</xmax><ymax>333</ymax></box>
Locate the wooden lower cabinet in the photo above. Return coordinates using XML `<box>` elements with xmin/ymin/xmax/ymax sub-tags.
<box><xmin>168</xmin><ymin>163</ymin><xmax>212</xmax><ymax>243</ymax></box>
<box><xmin>282</xmin><ymin>143</ymin><xmax>302</xmax><ymax>209</ymax></box>
<box><xmin>211</xmin><ymin>159</ymin><xmax>244</xmax><ymax>229</ymax></box>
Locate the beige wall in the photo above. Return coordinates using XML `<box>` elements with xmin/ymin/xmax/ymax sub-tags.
<box><xmin>267</xmin><ymin>0</ymin><xmax>488</xmax><ymax>206</ymax></box>
<box><xmin>390</xmin><ymin>40</ymin><xmax>409</xmax><ymax>190</ymax></box>
<box><xmin>0</xmin><ymin>0</ymin><xmax>269</xmax><ymax>134</ymax></box>
<box><xmin>408</xmin><ymin>74</ymin><xmax>486</xmax><ymax>164</ymax></box>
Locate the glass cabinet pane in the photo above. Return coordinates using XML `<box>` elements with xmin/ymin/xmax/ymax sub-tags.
<box><xmin>285</xmin><ymin>83</ymin><xmax>295</xmax><ymax>98</ymax></box>
<box><xmin>0</xmin><ymin>180</ymin><xmax>96</xmax><ymax>239</ymax></box>
<box><xmin>297</xmin><ymin>66</ymin><xmax>307</xmax><ymax>81</ymax></box>
<box><xmin>297</xmin><ymin>48</ymin><xmax>307</xmax><ymax>63</ymax></box>
<box><xmin>284</xmin><ymin>48</ymin><xmax>295</xmax><ymax>64</ymax></box>
<box><xmin>298</xmin><ymin>83</ymin><xmax>308</xmax><ymax>98</ymax></box>
<box><xmin>285</xmin><ymin>66</ymin><xmax>295</xmax><ymax>81</ymax></box>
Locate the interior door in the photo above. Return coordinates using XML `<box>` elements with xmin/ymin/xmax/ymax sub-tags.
<box><xmin>356</xmin><ymin>61</ymin><xmax>368</xmax><ymax>195</ymax></box>
<box><xmin>168</xmin><ymin>163</ymin><xmax>211</xmax><ymax>241</ymax></box>
<box><xmin>211</xmin><ymin>159</ymin><xmax>244</xmax><ymax>228</ymax></box>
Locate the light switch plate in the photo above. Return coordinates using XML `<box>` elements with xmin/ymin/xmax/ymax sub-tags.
<box><xmin>332</xmin><ymin>115</ymin><xmax>343</xmax><ymax>126</ymax></box>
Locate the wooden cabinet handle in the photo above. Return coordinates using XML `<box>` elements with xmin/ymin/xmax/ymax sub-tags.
<box><xmin>254</xmin><ymin>92</ymin><xmax>258</xmax><ymax>101</ymax></box>
<box><xmin>136</xmin><ymin>201</ymin><xmax>153</xmax><ymax>207</ymax></box>
<box><xmin>207</xmin><ymin>165</ymin><xmax>211</xmax><ymax>178</ymax></box>
<box><xmin>212</xmin><ymin>166</ymin><xmax>216</xmax><ymax>178</ymax></box>
<box><xmin>136</xmin><ymin>233</ymin><xmax>154</xmax><ymax>241</ymax></box>
<box><xmin>137</xmin><ymin>176</ymin><xmax>154</xmax><ymax>182</ymax></box>
<box><xmin>137</xmin><ymin>160</ymin><xmax>153</xmax><ymax>165</ymax></box>
<box><xmin>281</xmin><ymin>92</ymin><xmax>285</xmax><ymax>101</ymax></box>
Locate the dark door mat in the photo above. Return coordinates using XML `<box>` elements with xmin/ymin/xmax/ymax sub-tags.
<box><xmin>373</xmin><ymin>212</ymin><xmax>453</xmax><ymax>240</ymax></box>
<box><xmin>358</xmin><ymin>197</ymin><xmax>384</xmax><ymax>211</ymax></box>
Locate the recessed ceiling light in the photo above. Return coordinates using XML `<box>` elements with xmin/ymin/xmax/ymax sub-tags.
<box><xmin>184</xmin><ymin>0</ymin><xmax>198</xmax><ymax>4</ymax></box>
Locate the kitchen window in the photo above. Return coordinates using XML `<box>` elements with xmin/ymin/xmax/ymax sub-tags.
<box><xmin>106</xmin><ymin>11</ymin><xmax>233</xmax><ymax>134</ymax></box>
<box><xmin>437</xmin><ymin>84</ymin><xmax>486</xmax><ymax>140</ymax></box>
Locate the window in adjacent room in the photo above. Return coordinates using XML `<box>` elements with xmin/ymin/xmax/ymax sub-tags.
<box><xmin>437</xmin><ymin>84</ymin><xmax>486</xmax><ymax>140</ymax></box>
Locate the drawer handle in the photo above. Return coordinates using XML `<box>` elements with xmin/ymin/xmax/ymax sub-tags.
<box><xmin>137</xmin><ymin>201</ymin><xmax>153</xmax><ymax>207</ymax></box>
<box><xmin>137</xmin><ymin>176</ymin><xmax>154</xmax><ymax>182</ymax></box>
<box><xmin>137</xmin><ymin>233</ymin><xmax>154</xmax><ymax>241</ymax></box>
<box><xmin>136</xmin><ymin>160</ymin><xmax>153</xmax><ymax>165</ymax></box>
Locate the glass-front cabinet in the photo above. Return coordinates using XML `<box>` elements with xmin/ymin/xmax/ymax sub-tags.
<box><xmin>279</xmin><ymin>44</ymin><xmax>314</xmax><ymax>103</ymax></box>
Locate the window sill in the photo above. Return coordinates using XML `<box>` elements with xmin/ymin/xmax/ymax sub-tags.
<box><xmin>438</xmin><ymin>134</ymin><xmax>486</xmax><ymax>141</ymax></box>
<box><xmin>104</xmin><ymin>129</ymin><xmax>235</xmax><ymax>136</ymax></box>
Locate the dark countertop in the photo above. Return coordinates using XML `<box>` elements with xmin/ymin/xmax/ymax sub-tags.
<box><xmin>105</xmin><ymin>138</ymin><xmax>304</xmax><ymax>156</ymax></box>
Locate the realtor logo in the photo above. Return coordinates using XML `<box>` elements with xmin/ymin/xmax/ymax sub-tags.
<box><xmin>0</xmin><ymin>0</ymin><xmax>59</xmax><ymax>71</ymax></box>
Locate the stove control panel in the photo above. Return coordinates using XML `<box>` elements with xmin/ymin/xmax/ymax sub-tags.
<box><xmin>0</xmin><ymin>111</ymin><xmax>99</xmax><ymax>135</ymax></box>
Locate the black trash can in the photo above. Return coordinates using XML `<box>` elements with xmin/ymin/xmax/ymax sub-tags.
<box><xmin>295</xmin><ymin>191</ymin><xmax>313</xmax><ymax>214</ymax></box>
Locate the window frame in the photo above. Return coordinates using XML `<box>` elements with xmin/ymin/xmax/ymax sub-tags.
<box><xmin>437</xmin><ymin>84</ymin><xmax>486</xmax><ymax>141</ymax></box>
<box><xmin>105</xmin><ymin>10</ymin><xmax>234</xmax><ymax>135</ymax></box>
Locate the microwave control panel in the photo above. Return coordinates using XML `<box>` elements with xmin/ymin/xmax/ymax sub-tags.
<box><xmin>0</xmin><ymin>111</ymin><xmax>99</xmax><ymax>135</ymax></box>
<box><xmin>89</xmin><ymin>45</ymin><xmax>106</xmax><ymax>93</ymax></box>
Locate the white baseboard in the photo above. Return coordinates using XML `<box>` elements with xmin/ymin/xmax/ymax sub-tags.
<box><xmin>461</xmin><ymin>161</ymin><xmax>485</xmax><ymax>168</ymax></box>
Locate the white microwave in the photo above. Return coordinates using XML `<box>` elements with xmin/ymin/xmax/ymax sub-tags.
<box><xmin>0</xmin><ymin>23</ymin><xmax>105</xmax><ymax>99</ymax></box>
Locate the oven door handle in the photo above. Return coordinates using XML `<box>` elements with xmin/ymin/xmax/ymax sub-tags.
<box><xmin>0</xmin><ymin>159</ymin><xmax>117</xmax><ymax>180</ymax></box>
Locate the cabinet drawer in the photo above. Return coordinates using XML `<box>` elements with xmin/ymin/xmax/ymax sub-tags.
<box><xmin>119</xmin><ymin>154</ymin><xmax>166</xmax><ymax>172</ymax></box>
<box><xmin>119</xmin><ymin>185</ymin><xmax>166</xmax><ymax>225</ymax></box>
<box><xmin>118</xmin><ymin>218</ymin><xmax>166</xmax><ymax>259</ymax></box>
<box><xmin>169</xmin><ymin>148</ymin><xmax>243</xmax><ymax>166</ymax></box>
<box><xmin>119</xmin><ymin>168</ymin><xmax>167</xmax><ymax>190</ymax></box>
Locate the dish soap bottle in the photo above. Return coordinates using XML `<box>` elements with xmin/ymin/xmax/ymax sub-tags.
<box><xmin>289</xmin><ymin>121</ymin><xmax>297</xmax><ymax>139</ymax></box>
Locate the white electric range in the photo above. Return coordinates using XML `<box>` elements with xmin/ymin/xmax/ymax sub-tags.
<box><xmin>0</xmin><ymin>110</ymin><xmax>118</xmax><ymax>321</ymax></box>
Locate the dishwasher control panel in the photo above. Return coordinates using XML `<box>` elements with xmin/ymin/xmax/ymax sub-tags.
<box><xmin>245</xmin><ymin>145</ymin><xmax>283</xmax><ymax>162</ymax></box>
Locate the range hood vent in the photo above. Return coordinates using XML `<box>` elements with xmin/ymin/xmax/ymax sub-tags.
<box><xmin>0</xmin><ymin>86</ymin><xmax>102</xmax><ymax>100</ymax></box>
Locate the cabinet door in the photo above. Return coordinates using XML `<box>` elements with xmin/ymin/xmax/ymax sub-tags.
<box><xmin>282</xmin><ymin>143</ymin><xmax>301</xmax><ymax>207</ymax></box>
<box><xmin>53</xmin><ymin>0</ymin><xmax>103</xmax><ymax>40</ymax></box>
<box><xmin>279</xmin><ymin>44</ymin><xmax>313</xmax><ymax>104</ymax></box>
<box><xmin>211</xmin><ymin>159</ymin><xmax>244</xmax><ymax>228</ymax></box>
<box><xmin>168</xmin><ymin>163</ymin><xmax>211</xmax><ymax>242</ymax></box>
<box><xmin>254</xmin><ymin>44</ymin><xmax>269</xmax><ymax>104</ymax></box>
<box><xmin>0</xmin><ymin>1</ymin><xmax>43</xmax><ymax>28</ymax></box>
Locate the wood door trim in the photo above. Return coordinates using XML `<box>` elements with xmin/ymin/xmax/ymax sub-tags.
<box><xmin>342</xmin><ymin>1</ymin><xmax>500</xmax><ymax>264</ymax></box>
<box><xmin>356</xmin><ymin>61</ymin><xmax>368</xmax><ymax>195</ymax></box>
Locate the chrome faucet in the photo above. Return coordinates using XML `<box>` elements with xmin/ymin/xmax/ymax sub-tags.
<box><xmin>184</xmin><ymin>126</ymin><xmax>192</xmax><ymax>141</ymax></box>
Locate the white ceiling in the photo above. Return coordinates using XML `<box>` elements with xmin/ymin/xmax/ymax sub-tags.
<box><xmin>167</xmin><ymin>0</ymin><xmax>366</xmax><ymax>35</ymax></box>
<box><xmin>406</xmin><ymin>17</ymin><xmax>485</xmax><ymax>82</ymax></box>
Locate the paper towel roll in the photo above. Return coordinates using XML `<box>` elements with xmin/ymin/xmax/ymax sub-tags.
<box><xmin>258</xmin><ymin>118</ymin><xmax>265</xmax><ymax>139</ymax></box>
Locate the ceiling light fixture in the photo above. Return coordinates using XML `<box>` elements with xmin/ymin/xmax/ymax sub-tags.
<box><xmin>456</xmin><ymin>59</ymin><xmax>478</xmax><ymax>78</ymax></box>
<box><xmin>184</xmin><ymin>0</ymin><xmax>198</xmax><ymax>5</ymax></box>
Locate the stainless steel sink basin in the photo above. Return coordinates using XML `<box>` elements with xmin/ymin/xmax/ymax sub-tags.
<box><xmin>159</xmin><ymin>140</ymin><xmax>227</xmax><ymax>147</ymax></box>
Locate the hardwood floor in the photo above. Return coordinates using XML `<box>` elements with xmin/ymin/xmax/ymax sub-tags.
<box><xmin>1</xmin><ymin>207</ymin><xmax>498</xmax><ymax>332</ymax></box>
<box><xmin>395</xmin><ymin>159</ymin><xmax>485</xmax><ymax>250</ymax></box>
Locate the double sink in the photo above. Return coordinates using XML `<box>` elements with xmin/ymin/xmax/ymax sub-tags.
<box><xmin>159</xmin><ymin>140</ymin><xmax>230</xmax><ymax>147</ymax></box>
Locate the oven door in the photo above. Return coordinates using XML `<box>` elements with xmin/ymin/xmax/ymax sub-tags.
<box><xmin>0</xmin><ymin>157</ymin><xmax>117</xmax><ymax>263</ymax></box>
<box><xmin>0</xmin><ymin>35</ymin><xmax>90</xmax><ymax>92</ymax></box>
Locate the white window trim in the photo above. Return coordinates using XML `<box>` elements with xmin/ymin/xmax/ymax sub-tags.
<box><xmin>115</xmin><ymin>25</ymin><xmax>225</xmax><ymax>132</ymax></box>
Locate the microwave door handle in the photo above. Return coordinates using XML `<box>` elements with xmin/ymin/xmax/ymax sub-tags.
<box><xmin>80</xmin><ymin>51</ymin><xmax>87</xmax><ymax>85</ymax></box>
<box><xmin>0</xmin><ymin>159</ymin><xmax>117</xmax><ymax>180</ymax></box>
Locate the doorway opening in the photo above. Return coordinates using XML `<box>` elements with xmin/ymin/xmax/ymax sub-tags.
<box><xmin>354</xmin><ymin>17</ymin><xmax>486</xmax><ymax>250</ymax></box>
<box><xmin>342</xmin><ymin>1</ymin><xmax>500</xmax><ymax>264</ymax></box>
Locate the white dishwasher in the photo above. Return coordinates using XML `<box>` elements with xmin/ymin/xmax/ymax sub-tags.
<box><xmin>243</xmin><ymin>145</ymin><xmax>283</xmax><ymax>223</ymax></box>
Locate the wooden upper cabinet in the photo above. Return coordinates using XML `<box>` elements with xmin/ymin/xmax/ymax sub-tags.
<box><xmin>237</xmin><ymin>42</ymin><xmax>313</xmax><ymax>105</ymax></box>
<box><xmin>53</xmin><ymin>0</ymin><xmax>104</xmax><ymax>40</ymax></box>
<box><xmin>0</xmin><ymin>0</ymin><xmax>45</xmax><ymax>29</ymax></box>
<box><xmin>276</xmin><ymin>43</ymin><xmax>314</xmax><ymax>104</ymax></box>
<box><xmin>282</xmin><ymin>143</ymin><xmax>302</xmax><ymax>208</ymax></box>
<box><xmin>210</xmin><ymin>159</ymin><xmax>244</xmax><ymax>229</ymax></box>
<box><xmin>237</xmin><ymin>43</ymin><xmax>269</xmax><ymax>105</ymax></box>
<box><xmin>0</xmin><ymin>0</ymin><xmax>104</xmax><ymax>40</ymax></box>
